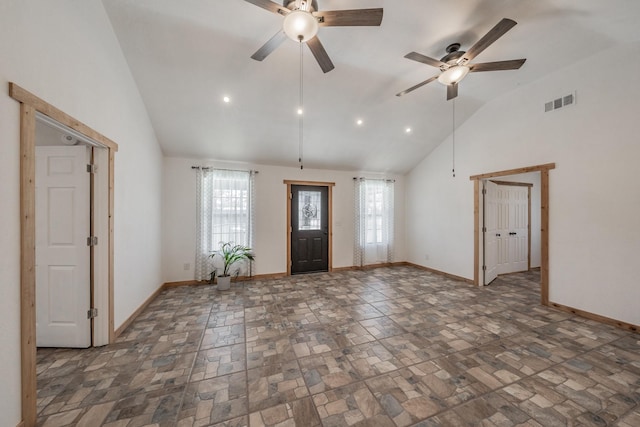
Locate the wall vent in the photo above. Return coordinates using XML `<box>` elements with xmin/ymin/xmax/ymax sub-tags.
<box><xmin>544</xmin><ymin>91</ymin><xmax>577</xmax><ymax>113</ymax></box>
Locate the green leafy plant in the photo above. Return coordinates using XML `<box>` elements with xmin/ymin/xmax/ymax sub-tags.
<box><xmin>209</xmin><ymin>242</ymin><xmax>255</xmax><ymax>278</ymax></box>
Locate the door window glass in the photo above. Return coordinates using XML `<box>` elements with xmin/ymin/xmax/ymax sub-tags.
<box><xmin>298</xmin><ymin>190</ymin><xmax>321</xmax><ymax>230</ymax></box>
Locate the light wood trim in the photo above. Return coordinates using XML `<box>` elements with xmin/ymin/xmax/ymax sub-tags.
<box><xmin>470</xmin><ymin>164</ymin><xmax>553</xmax><ymax>305</ymax></box>
<box><xmin>406</xmin><ymin>262</ymin><xmax>475</xmax><ymax>285</ymax></box>
<box><xmin>550</xmin><ymin>301</ymin><xmax>639</xmax><ymax>333</ymax></box>
<box><xmin>108</xmin><ymin>149</ymin><xmax>115</xmax><ymax>342</ymax></box>
<box><xmin>528</xmin><ymin>186</ymin><xmax>532</xmax><ymax>270</ymax></box>
<box><xmin>114</xmin><ymin>284</ymin><xmax>164</xmax><ymax>338</ymax></box>
<box><xmin>470</xmin><ymin>163</ymin><xmax>555</xmax><ymax>181</ymax></box>
<box><xmin>285</xmin><ymin>180</ymin><xmax>334</xmax><ymax>276</ymax></box>
<box><xmin>540</xmin><ymin>169</ymin><xmax>550</xmax><ymax>305</ymax></box>
<box><xmin>286</xmin><ymin>183</ymin><xmax>292</xmax><ymax>276</ymax></box>
<box><xmin>473</xmin><ymin>180</ymin><xmax>480</xmax><ymax>286</ymax></box>
<box><xmin>16</xmin><ymin>421</ymin><xmax>25</xmax><ymax>427</ymax></box>
<box><xmin>9</xmin><ymin>83</ymin><xmax>118</xmax><ymax>152</ymax></box>
<box><xmin>490</xmin><ymin>180</ymin><xmax>533</xmax><ymax>187</ymax></box>
<box><xmin>283</xmin><ymin>180</ymin><xmax>335</xmax><ymax>187</ymax></box>
<box><xmin>10</xmin><ymin>82</ymin><xmax>118</xmax><ymax>427</ymax></box>
<box><xmin>20</xmin><ymin>103</ymin><xmax>37</xmax><ymax>427</ymax></box>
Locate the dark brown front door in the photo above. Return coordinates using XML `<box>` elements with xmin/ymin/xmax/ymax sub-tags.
<box><xmin>291</xmin><ymin>185</ymin><xmax>329</xmax><ymax>274</ymax></box>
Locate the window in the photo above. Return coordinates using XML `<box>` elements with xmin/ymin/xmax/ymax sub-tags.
<box><xmin>195</xmin><ymin>168</ymin><xmax>255</xmax><ymax>280</ymax></box>
<box><xmin>354</xmin><ymin>178</ymin><xmax>394</xmax><ymax>266</ymax></box>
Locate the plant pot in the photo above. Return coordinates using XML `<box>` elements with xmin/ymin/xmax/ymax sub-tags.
<box><xmin>217</xmin><ymin>275</ymin><xmax>231</xmax><ymax>290</ymax></box>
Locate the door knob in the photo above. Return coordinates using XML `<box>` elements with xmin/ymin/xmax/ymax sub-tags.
<box><xmin>496</xmin><ymin>233</ymin><xmax>501</xmax><ymax>237</ymax></box>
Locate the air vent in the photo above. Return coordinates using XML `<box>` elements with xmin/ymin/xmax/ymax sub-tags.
<box><xmin>544</xmin><ymin>91</ymin><xmax>577</xmax><ymax>113</ymax></box>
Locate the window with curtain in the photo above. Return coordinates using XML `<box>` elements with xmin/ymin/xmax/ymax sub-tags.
<box><xmin>195</xmin><ymin>168</ymin><xmax>255</xmax><ymax>280</ymax></box>
<box><xmin>354</xmin><ymin>178</ymin><xmax>394</xmax><ymax>266</ymax></box>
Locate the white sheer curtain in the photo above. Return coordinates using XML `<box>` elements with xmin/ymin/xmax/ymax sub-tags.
<box><xmin>354</xmin><ymin>178</ymin><xmax>394</xmax><ymax>266</ymax></box>
<box><xmin>195</xmin><ymin>168</ymin><xmax>255</xmax><ymax>281</ymax></box>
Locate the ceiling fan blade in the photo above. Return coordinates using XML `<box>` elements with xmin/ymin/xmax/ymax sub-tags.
<box><xmin>463</xmin><ymin>18</ymin><xmax>517</xmax><ymax>62</ymax></box>
<box><xmin>315</xmin><ymin>8</ymin><xmax>383</xmax><ymax>26</ymax></box>
<box><xmin>447</xmin><ymin>82</ymin><xmax>458</xmax><ymax>100</ymax></box>
<box><xmin>251</xmin><ymin>31</ymin><xmax>288</xmax><ymax>61</ymax></box>
<box><xmin>469</xmin><ymin>58</ymin><xmax>526</xmax><ymax>72</ymax></box>
<box><xmin>396</xmin><ymin>75</ymin><xmax>439</xmax><ymax>97</ymax></box>
<box><xmin>404</xmin><ymin>51</ymin><xmax>447</xmax><ymax>69</ymax></box>
<box><xmin>307</xmin><ymin>36</ymin><xmax>335</xmax><ymax>73</ymax></box>
<box><xmin>244</xmin><ymin>0</ymin><xmax>289</xmax><ymax>15</ymax></box>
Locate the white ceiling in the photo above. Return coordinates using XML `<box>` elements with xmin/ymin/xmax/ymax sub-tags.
<box><xmin>102</xmin><ymin>0</ymin><xmax>640</xmax><ymax>174</ymax></box>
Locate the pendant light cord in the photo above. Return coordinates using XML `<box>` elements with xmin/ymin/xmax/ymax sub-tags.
<box><xmin>298</xmin><ymin>38</ymin><xmax>304</xmax><ymax>170</ymax></box>
<box><xmin>452</xmin><ymin>98</ymin><xmax>456</xmax><ymax>178</ymax></box>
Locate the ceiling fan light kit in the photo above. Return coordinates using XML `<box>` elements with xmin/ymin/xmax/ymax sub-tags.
<box><xmin>397</xmin><ymin>18</ymin><xmax>527</xmax><ymax>100</ymax></box>
<box><xmin>437</xmin><ymin>65</ymin><xmax>470</xmax><ymax>85</ymax></box>
<box><xmin>244</xmin><ymin>0</ymin><xmax>383</xmax><ymax>73</ymax></box>
<box><xmin>283</xmin><ymin>9</ymin><xmax>318</xmax><ymax>42</ymax></box>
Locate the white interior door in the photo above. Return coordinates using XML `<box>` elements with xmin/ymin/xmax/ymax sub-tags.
<box><xmin>495</xmin><ymin>185</ymin><xmax>529</xmax><ymax>275</ymax></box>
<box><xmin>36</xmin><ymin>145</ymin><xmax>91</xmax><ymax>348</ymax></box>
<box><xmin>483</xmin><ymin>180</ymin><xmax>499</xmax><ymax>285</ymax></box>
<box><xmin>508</xmin><ymin>186</ymin><xmax>529</xmax><ymax>272</ymax></box>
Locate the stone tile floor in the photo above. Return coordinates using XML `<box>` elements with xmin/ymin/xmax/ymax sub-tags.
<box><xmin>36</xmin><ymin>267</ymin><xmax>640</xmax><ymax>426</ymax></box>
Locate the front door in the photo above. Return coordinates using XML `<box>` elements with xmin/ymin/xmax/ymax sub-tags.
<box><xmin>36</xmin><ymin>145</ymin><xmax>91</xmax><ymax>348</ymax></box>
<box><xmin>291</xmin><ymin>185</ymin><xmax>329</xmax><ymax>274</ymax></box>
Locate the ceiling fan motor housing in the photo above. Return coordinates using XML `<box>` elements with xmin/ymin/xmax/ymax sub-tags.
<box><xmin>441</xmin><ymin>43</ymin><xmax>465</xmax><ymax>66</ymax></box>
<box><xmin>285</xmin><ymin>0</ymin><xmax>317</xmax><ymax>12</ymax></box>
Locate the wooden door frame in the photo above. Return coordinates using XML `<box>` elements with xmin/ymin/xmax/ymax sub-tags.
<box><xmin>489</xmin><ymin>180</ymin><xmax>533</xmax><ymax>272</ymax></box>
<box><xmin>9</xmin><ymin>83</ymin><xmax>118</xmax><ymax>427</ymax></box>
<box><xmin>284</xmin><ymin>180</ymin><xmax>334</xmax><ymax>276</ymax></box>
<box><xmin>470</xmin><ymin>163</ymin><xmax>555</xmax><ymax>305</ymax></box>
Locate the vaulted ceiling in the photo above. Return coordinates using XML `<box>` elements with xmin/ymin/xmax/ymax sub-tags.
<box><xmin>103</xmin><ymin>0</ymin><xmax>640</xmax><ymax>174</ymax></box>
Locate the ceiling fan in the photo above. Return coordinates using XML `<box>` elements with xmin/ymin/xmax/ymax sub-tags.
<box><xmin>244</xmin><ymin>0</ymin><xmax>383</xmax><ymax>73</ymax></box>
<box><xmin>397</xmin><ymin>18</ymin><xmax>526</xmax><ymax>100</ymax></box>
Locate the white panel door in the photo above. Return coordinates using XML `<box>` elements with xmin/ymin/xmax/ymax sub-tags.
<box><xmin>483</xmin><ymin>180</ymin><xmax>499</xmax><ymax>285</ymax></box>
<box><xmin>508</xmin><ymin>186</ymin><xmax>529</xmax><ymax>272</ymax></box>
<box><xmin>497</xmin><ymin>185</ymin><xmax>529</xmax><ymax>275</ymax></box>
<box><xmin>36</xmin><ymin>145</ymin><xmax>91</xmax><ymax>348</ymax></box>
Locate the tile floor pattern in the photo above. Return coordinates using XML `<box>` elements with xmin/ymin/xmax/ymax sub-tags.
<box><xmin>36</xmin><ymin>267</ymin><xmax>640</xmax><ymax>426</ymax></box>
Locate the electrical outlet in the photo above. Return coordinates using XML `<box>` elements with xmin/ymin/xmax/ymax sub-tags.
<box><xmin>183</xmin><ymin>263</ymin><xmax>190</xmax><ymax>271</ymax></box>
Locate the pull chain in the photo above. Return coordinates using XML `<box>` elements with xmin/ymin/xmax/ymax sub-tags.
<box><xmin>298</xmin><ymin>37</ymin><xmax>304</xmax><ymax>170</ymax></box>
<box><xmin>452</xmin><ymin>98</ymin><xmax>456</xmax><ymax>178</ymax></box>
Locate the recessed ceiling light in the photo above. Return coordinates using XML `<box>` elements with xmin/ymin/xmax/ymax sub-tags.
<box><xmin>356</xmin><ymin>119</ymin><xmax>363</xmax><ymax>126</ymax></box>
<box><xmin>297</xmin><ymin>108</ymin><xmax>304</xmax><ymax>115</ymax></box>
<box><xmin>405</xmin><ymin>127</ymin><xmax>412</xmax><ymax>133</ymax></box>
<box><xmin>223</xmin><ymin>96</ymin><xmax>230</xmax><ymax>103</ymax></box>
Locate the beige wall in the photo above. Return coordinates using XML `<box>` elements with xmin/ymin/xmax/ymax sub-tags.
<box><xmin>0</xmin><ymin>2</ymin><xmax>164</xmax><ymax>422</ymax></box>
<box><xmin>406</xmin><ymin>43</ymin><xmax>640</xmax><ymax>326</ymax></box>
<box><xmin>162</xmin><ymin>157</ymin><xmax>406</xmax><ymax>281</ymax></box>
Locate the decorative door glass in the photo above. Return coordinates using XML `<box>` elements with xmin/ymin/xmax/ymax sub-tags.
<box><xmin>298</xmin><ymin>190</ymin><xmax>321</xmax><ymax>230</ymax></box>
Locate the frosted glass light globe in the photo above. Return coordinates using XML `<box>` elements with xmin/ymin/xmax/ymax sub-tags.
<box><xmin>283</xmin><ymin>10</ymin><xmax>319</xmax><ymax>42</ymax></box>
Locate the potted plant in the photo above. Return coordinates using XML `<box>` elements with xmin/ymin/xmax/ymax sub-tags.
<box><xmin>209</xmin><ymin>242</ymin><xmax>255</xmax><ymax>290</ymax></box>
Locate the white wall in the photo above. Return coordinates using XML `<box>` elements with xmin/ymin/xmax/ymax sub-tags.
<box><xmin>162</xmin><ymin>157</ymin><xmax>406</xmax><ymax>281</ymax></box>
<box><xmin>406</xmin><ymin>43</ymin><xmax>640</xmax><ymax>326</ymax></box>
<box><xmin>0</xmin><ymin>1</ymin><xmax>164</xmax><ymax>422</ymax></box>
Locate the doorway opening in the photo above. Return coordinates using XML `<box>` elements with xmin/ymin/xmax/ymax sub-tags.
<box><xmin>10</xmin><ymin>83</ymin><xmax>118</xmax><ymax>427</ymax></box>
<box><xmin>284</xmin><ymin>180</ymin><xmax>334</xmax><ymax>275</ymax></box>
<box><xmin>470</xmin><ymin>163</ymin><xmax>555</xmax><ymax>305</ymax></box>
<box><xmin>482</xmin><ymin>178</ymin><xmax>534</xmax><ymax>285</ymax></box>
<box><xmin>35</xmin><ymin>115</ymin><xmax>111</xmax><ymax>348</ymax></box>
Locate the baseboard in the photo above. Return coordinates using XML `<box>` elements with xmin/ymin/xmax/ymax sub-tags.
<box><xmin>163</xmin><ymin>280</ymin><xmax>202</xmax><ymax>288</ymax></box>
<box><xmin>333</xmin><ymin>262</ymin><xmax>409</xmax><ymax>272</ymax></box>
<box><xmin>549</xmin><ymin>301</ymin><xmax>639</xmax><ymax>333</ymax></box>
<box><xmin>16</xmin><ymin>420</ymin><xmax>24</xmax><ymax>427</ymax></box>
<box><xmin>404</xmin><ymin>262</ymin><xmax>474</xmax><ymax>284</ymax></box>
<box><xmin>114</xmin><ymin>284</ymin><xmax>165</xmax><ymax>338</ymax></box>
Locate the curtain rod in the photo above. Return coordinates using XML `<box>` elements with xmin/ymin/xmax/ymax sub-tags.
<box><xmin>353</xmin><ymin>177</ymin><xmax>395</xmax><ymax>183</ymax></box>
<box><xmin>192</xmin><ymin>166</ymin><xmax>258</xmax><ymax>174</ymax></box>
